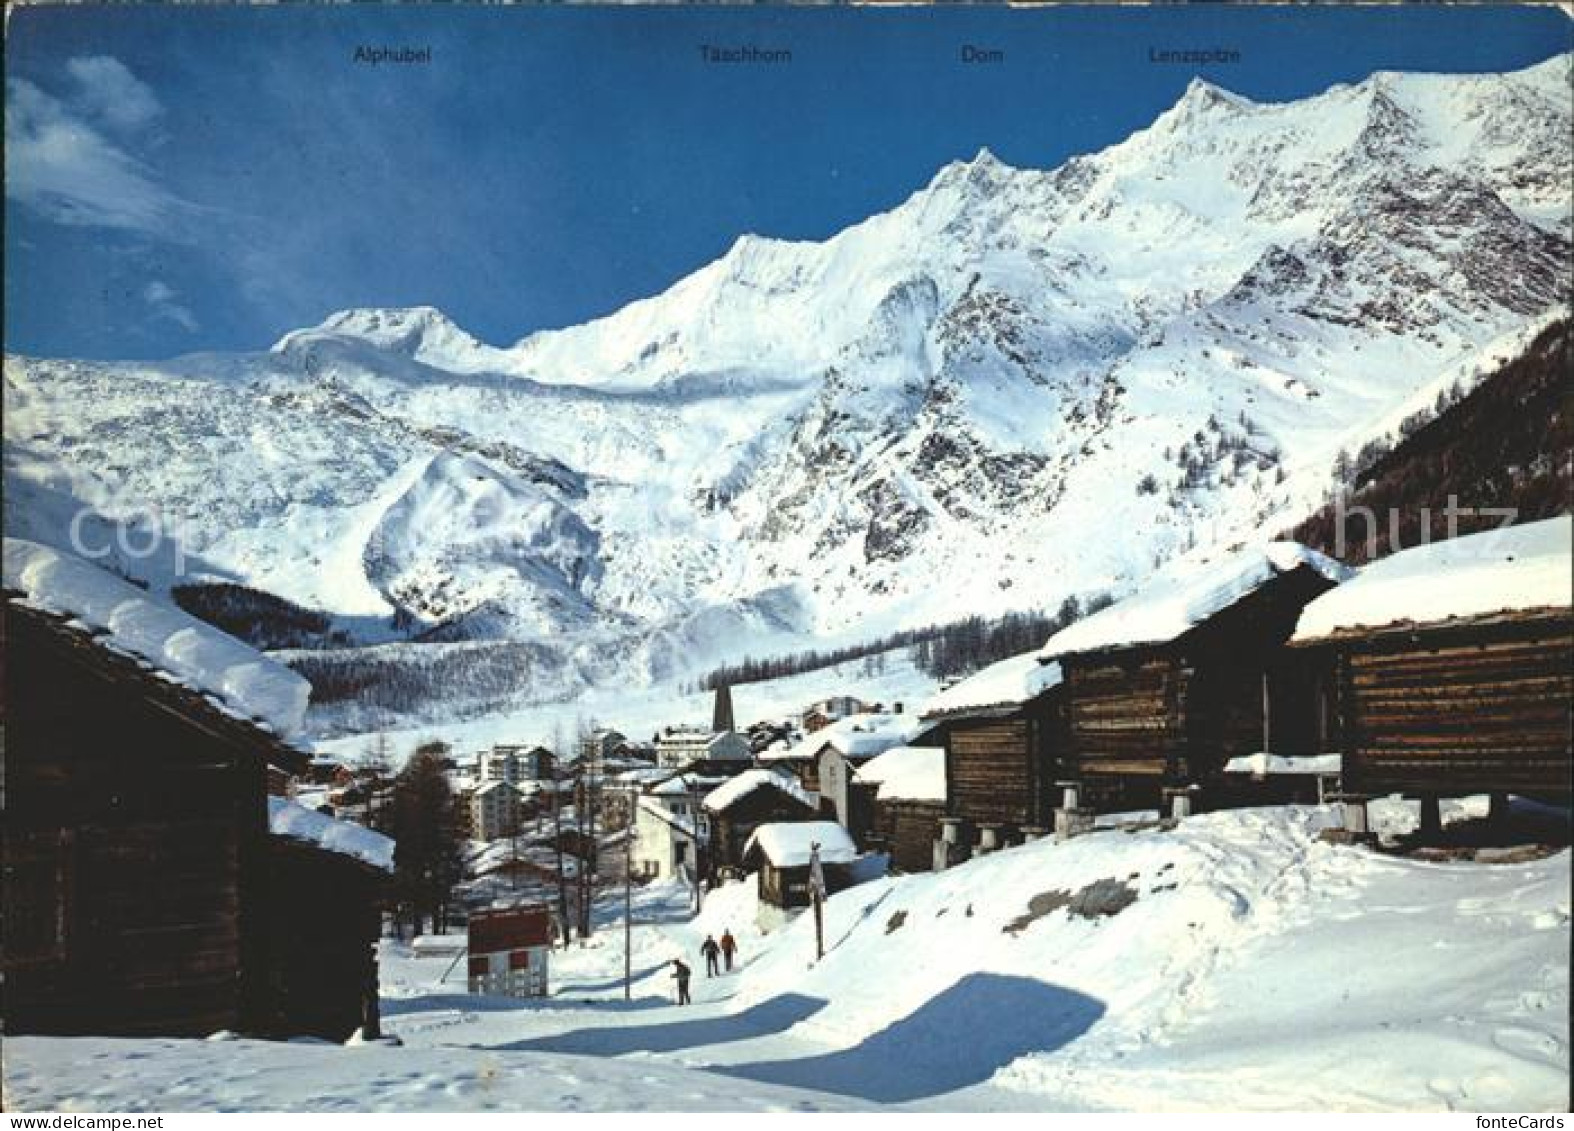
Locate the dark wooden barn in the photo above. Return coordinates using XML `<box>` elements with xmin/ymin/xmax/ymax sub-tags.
<box><xmin>2</xmin><ymin>538</ymin><xmax>390</xmax><ymax>1039</ymax></box>
<box><xmin>1289</xmin><ymin>520</ymin><xmax>1572</xmax><ymax>808</ymax></box>
<box><xmin>3</xmin><ymin>597</ymin><xmax>308</xmax><ymax>1035</ymax></box>
<box><xmin>702</xmin><ymin>770</ymin><xmax>817</xmax><ymax>873</ymax></box>
<box><xmin>257</xmin><ymin>800</ymin><xmax>394</xmax><ymax>1041</ymax></box>
<box><xmin>920</xmin><ymin>650</ymin><xmax>1068</xmax><ymax>851</ymax></box>
<box><xmin>854</xmin><ymin>745</ymin><xmax>947</xmax><ymax>873</ymax></box>
<box><xmin>742</xmin><ymin>822</ymin><xmax>860</xmax><ymax>910</ymax></box>
<box><xmin>1043</xmin><ymin>544</ymin><xmax>1350</xmax><ymax>812</ymax></box>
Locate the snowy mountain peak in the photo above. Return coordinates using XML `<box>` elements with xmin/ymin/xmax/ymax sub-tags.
<box><xmin>5</xmin><ymin>53</ymin><xmax>1569</xmax><ymax>735</ymax></box>
<box><xmin>273</xmin><ymin>305</ymin><xmax>502</xmax><ymax>373</ymax></box>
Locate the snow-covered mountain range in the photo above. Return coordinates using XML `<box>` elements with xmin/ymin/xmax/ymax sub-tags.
<box><xmin>5</xmin><ymin>55</ymin><xmax>1570</xmax><ymax>736</ymax></box>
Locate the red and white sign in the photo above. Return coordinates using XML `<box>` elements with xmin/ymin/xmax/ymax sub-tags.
<box><xmin>467</xmin><ymin>905</ymin><xmax>553</xmax><ymax>997</ymax></box>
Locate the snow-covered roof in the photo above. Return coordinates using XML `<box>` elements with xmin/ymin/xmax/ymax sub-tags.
<box><xmin>3</xmin><ymin>539</ymin><xmax>312</xmax><ymax>738</ymax></box>
<box><xmin>855</xmin><ymin>745</ymin><xmax>946</xmax><ymax>803</ymax></box>
<box><xmin>1292</xmin><ymin>519</ymin><xmax>1572</xmax><ymax>643</ymax></box>
<box><xmin>922</xmin><ymin>650</ymin><xmax>1063</xmax><ymax>719</ymax></box>
<box><xmin>1041</xmin><ymin>542</ymin><xmax>1351</xmax><ymax>660</ymax></box>
<box><xmin>649</xmin><ymin>772</ymin><xmax>729</xmax><ymax>797</ymax></box>
<box><xmin>702</xmin><ymin>768</ymin><xmax>814</xmax><ymax>814</ymax></box>
<box><xmin>743</xmin><ymin>821</ymin><xmax>858</xmax><ymax>868</ymax></box>
<box><xmin>762</xmin><ymin>712</ymin><xmax>917</xmax><ymax>764</ymax></box>
<box><xmin>267</xmin><ymin>797</ymin><xmax>395</xmax><ymax>872</ymax></box>
<box><xmin>638</xmin><ymin>794</ymin><xmax>702</xmax><ymax>839</ymax></box>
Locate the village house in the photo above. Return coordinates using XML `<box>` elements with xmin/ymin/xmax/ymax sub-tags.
<box><xmin>467</xmin><ymin>779</ymin><xmax>536</xmax><ymax>841</ymax></box>
<box><xmin>1041</xmin><ymin>542</ymin><xmax>1350</xmax><ymax>814</ymax></box>
<box><xmin>2</xmin><ymin>538</ymin><xmax>393</xmax><ymax>1039</ymax></box>
<box><xmin>701</xmin><ymin>769</ymin><xmax>817</xmax><ymax>874</ymax></box>
<box><xmin>920</xmin><ymin>650</ymin><xmax>1067</xmax><ymax>857</ymax></box>
<box><xmin>758</xmin><ymin>711</ymin><xmax>920</xmax><ymax>819</ymax></box>
<box><xmin>800</xmin><ymin>695</ymin><xmax>871</xmax><ymax>734</ymax></box>
<box><xmin>742</xmin><ymin>821</ymin><xmax>861</xmax><ymax>920</ymax></box>
<box><xmin>653</xmin><ymin>725</ymin><xmax>751</xmax><ymax>770</ymax></box>
<box><xmin>577</xmin><ymin>728</ymin><xmax>628</xmax><ymax>773</ymax></box>
<box><xmin>1289</xmin><ymin>519</ymin><xmax>1572</xmax><ymax>832</ymax></box>
<box><xmin>853</xmin><ymin>745</ymin><xmax>947</xmax><ymax>873</ymax></box>
<box><xmin>627</xmin><ymin>772</ymin><xmax>724</xmax><ymax>881</ymax></box>
<box><xmin>480</xmin><ymin>743</ymin><xmax>554</xmax><ymax>785</ymax></box>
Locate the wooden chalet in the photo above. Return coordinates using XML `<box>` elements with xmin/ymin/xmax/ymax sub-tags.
<box><xmin>1042</xmin><ymin>543</ymin><xmax>1350</xmax><ymax>812</ymax></box>
<box><xmin>701</xmin><ymin>769</ymin><xmax>816</xmax><ymax>872</ymax></box>
<box><xmin>258</xmin><ymin>800</ymin><xmax>394</xmax><ymax>1041</ymax></box>
<box><xmin>920</xmin><ymin>649</ymin><xmax>1068</xmax><ymax>851</ymax></box>
<box><xmin>2</xmin><ymin>538</ymin><xmax>389</xmax><ymax>1039</ymax></box>
<box><xmin>742</xmin><ymin>821</ymin><xmax>859</xmax><ymax>911</ymax></box>
<box><xmin>1289</xmin><ymin>519</ymin><xmax>1573</xmax><ymax>808</ymax></box>
<box><xmin>853</xmin><ymin>745</ymin><xmax>947</xmax><ymax>873</ymax></box>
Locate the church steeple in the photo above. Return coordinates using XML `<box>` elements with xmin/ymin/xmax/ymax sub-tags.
<box><xmin>712</xmin><ymin>683</ymin><xmax>736</xmax><ymax>733</ymax></box>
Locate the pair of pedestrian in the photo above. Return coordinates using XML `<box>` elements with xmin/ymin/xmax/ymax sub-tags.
<box><xmin>699</xmin><ymin>929</ymin><xmax>740</xmax><ymax>977</ymax></box>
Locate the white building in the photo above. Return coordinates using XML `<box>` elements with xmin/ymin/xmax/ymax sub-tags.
<box><xmin>627</xmin><ymin>772</ymin><xmax>730</xmax><ymax>880</ymax></box>
<box><xmin>469</xmin><ymin>779</ymin><xmax>532</xmax><ymax>841</ymax></box>
<box><xmin>654</xmin><ymin>727</ymin><xmax>751</xmax><ymax>770</ymax></box>
<box><xmin>480</xmin><ymin>744</ymin><xmax>553</xmax><ymax>785</ymax></box>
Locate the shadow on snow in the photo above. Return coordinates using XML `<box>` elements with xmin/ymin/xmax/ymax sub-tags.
<box><xmin>710</xmin><ymin>973</ymin><xmax>1105</xmax><ymax>1104</ymax></box>
<box><xmin>494</xmin><ymin>993</ymin><xmax>827</xmax><ymax>1055</ymax></box>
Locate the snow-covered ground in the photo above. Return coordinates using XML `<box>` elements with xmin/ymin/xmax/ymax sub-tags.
<box><xmin>8</xmin><ymin>803</ymin><xmax>1567</xmax><ymax>1112</ymax></box>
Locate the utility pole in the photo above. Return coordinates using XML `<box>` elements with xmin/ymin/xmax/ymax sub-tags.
<box><xmin>623</xmin><ymin>784</ymin><xmax>634</xmax><ymax>1002</ymax></box>
<box><xmin>809</xmin><ymin>841</ymin><xmax>826</xmax><ymax>962</ymax></box>
<box><xmin>689</xmin><ymin>775</ymin><xmax>704</xmax><ymax>914</ymax></box>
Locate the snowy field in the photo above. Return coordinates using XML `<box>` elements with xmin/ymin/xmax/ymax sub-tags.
<box><xmin>7</xmin><ymin>802</ymin><xmax>1568</xmax><ymax>1113</ymax></box>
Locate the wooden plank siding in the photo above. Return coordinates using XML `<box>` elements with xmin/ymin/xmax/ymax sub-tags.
<box><xmin>256</xmin><ymin>840</ymin><xmax>386</xmax><ymax>1042</ymax></box>
<box><xmin>1325</xmin><ymin>616</ymin><xmax>1573</xmax><ymax>799</ymax></box>
<box><xmin>869</xmin><ymin>798</ymin><xmax>945</xmax><ymax>873</ymax></box>
<box><xmin>943</xmin><ymin>692</ymin><xmax>1066</xmax><ymax>836</ymax></box>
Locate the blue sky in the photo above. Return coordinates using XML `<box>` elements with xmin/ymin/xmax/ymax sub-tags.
<box><xmin>5</xmin><ymin>5</ymin><xmax>1569</xmax><ymax>360</ymax></box>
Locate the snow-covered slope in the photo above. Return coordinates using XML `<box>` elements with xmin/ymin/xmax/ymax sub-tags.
<box><xmin>6</xmin><ymin>56</ymin><xmax>1570</xmax><ymax>738</ymax></box>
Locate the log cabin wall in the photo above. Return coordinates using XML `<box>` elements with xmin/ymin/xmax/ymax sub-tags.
<box><xmin>1065</xmin><ymin>657</ymin><xmax>1175</xmax><ymax>779</ymax></box>
<box><xmin>1330</xmin><ymin>615</ymin><xmax>1573</xmax><ymax>799</ymax></box>
<box><xmin>871</xmin><ymin>799</ymin><xmax>945</xmax><ymax>873</ymax></box>
<box><xmin>711</xmin><ymin>789</ymin><xmax>815</xmax><ymax>871</ymax></box>
<box><xmin>944</xmin><ymin>693</ymin><xmax>1066</xmax><ymax>835</ymax></box>
<box><xmin>3</xmin><ymin>605</ymin><xmax>289</xmax><ymax>1037</ymax></box>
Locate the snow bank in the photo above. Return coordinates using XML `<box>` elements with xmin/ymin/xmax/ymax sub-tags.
<box><xmin>3</xmin><ymin>539</ymin><xmax>312</xmax><ymax>738</ymax></box>
<box><xmin>1041</xmin><ymin>542</ymin><xmax>1351</xmax><ymax>660</ymax></box>
<box><xmin>744</xmin><ymin>821</ymin><xmax>858</xmax><ymax>867</ymax></box>
<box><xmin>703</xmin><ymin>768</ymin><xmax>813</xmax><ymax>814</ymax></box>
<box><xmin>1292</xmin><ymin>518</ymin><xmax>1572</xmax><ymax>642</ymax></box>
<box><xmin>1222</xmin><ymin>753</ymin><xmax>1341</xmax><ymax>776</ymax></box>
<box><xmin>856</xmin><ymin>745</ymin><xmax>946</xmax><ymax>802</ymax></box>
<box><xmin>727</xmin><ymin>806</ymin><xmax>1570</xmax><ymax>1110</ymax></box>
<box><xmin>923</xmin><ymin>650</ymin><xmax>1062</xmax><ymax>718</ymax></box>
<box><xmin>267</xmin><ymin>797</ymin><xmax>395</xmax><ymax>872</ymax></box>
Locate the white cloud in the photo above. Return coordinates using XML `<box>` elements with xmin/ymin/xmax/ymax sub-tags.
<box><xmin>65</xmin><ymin>56</ymin><xmax>162</xmax><ymax>134</ymax></box>
<box><xmin>143</xmin><ymin>280</ymin><xmax>200</xmax><ymax>334</ymax></box>
<box><xmin>5</xmin><ymin>77</ymin><xmax>191</xmax><ymax>236</ymax></box>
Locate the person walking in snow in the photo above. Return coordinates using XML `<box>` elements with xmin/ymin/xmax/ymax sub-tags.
<box><xmin>701</xmin><ymin>935</ymin><xmax>721</xmax><ymax>977</ymax></box>
<box><xmin>671</xmin><ymin>958</ymin><xmax>692</xmax><ymax>1005</ymax></box>
<box><xmin>720</xmin><ymin>928</ymin><xmax>738</xmax><ymax>972</ymax></box>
